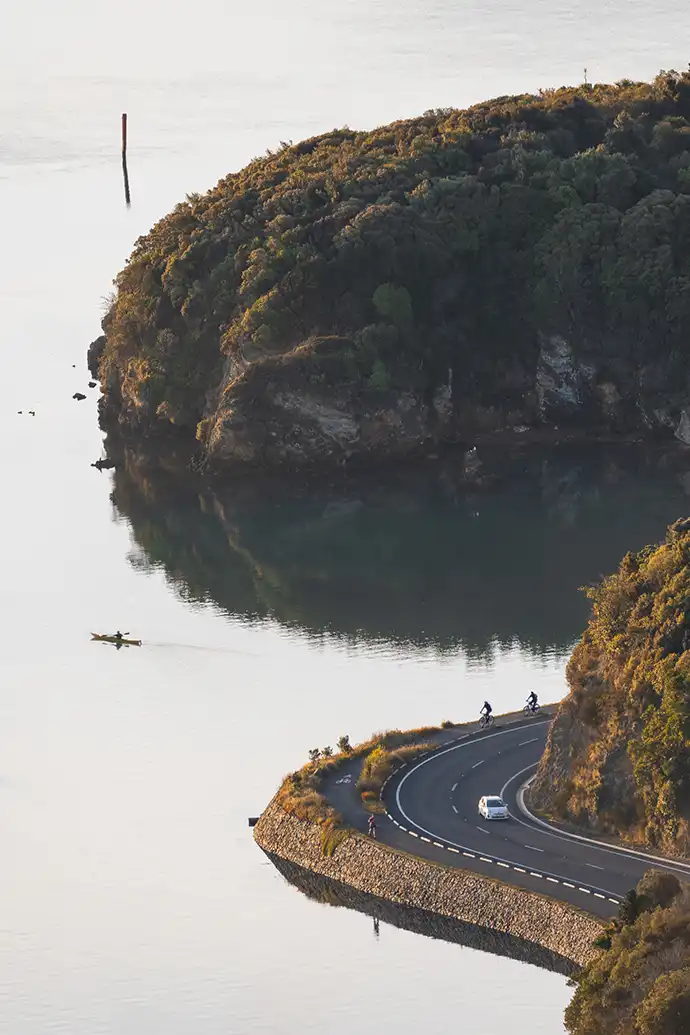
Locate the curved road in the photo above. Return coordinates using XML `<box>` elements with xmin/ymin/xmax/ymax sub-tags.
<box><xmin>324</xmin><ymin>716</ymin><xmax>690</xmax><ymax>919</ymax></box>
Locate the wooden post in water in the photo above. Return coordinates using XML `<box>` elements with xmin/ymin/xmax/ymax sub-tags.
<box><xmin>121</xmin><ymin>112</ymin><xmax>131</xmax><ymax>206</ymax></box>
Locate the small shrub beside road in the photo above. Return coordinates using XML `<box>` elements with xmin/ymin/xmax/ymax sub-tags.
<box><xmin>357</xmin><ymin>742</ymin><xmax>435</xmax><ymax>813</ymax></box>
<box><xmin>275</xmin><ymin>723</ymin><xmax>451</xmax><ymax>852</ymax></box>
<box><xmin>566</xmin><ymin>869</ymin><xmax>690</xmax><ymax>1035</ymax></box>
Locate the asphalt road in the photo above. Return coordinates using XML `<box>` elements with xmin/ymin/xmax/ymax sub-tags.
<box><xmin>323</xmin><ymin>716</ymin><xmax>690</xmax><ymax>919</ymax></box>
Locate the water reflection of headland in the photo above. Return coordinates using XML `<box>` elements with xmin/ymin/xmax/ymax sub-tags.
<box><xmin>264</xmin><ymin>851</ymin><xmax>580</xmax><ymax>977</ymax></box>
<box><xmin>109</xmin><ymin>444</ymin><xmax>688</xmax><ymax>657</ymax></box>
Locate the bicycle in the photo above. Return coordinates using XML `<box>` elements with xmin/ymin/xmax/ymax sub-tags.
<box><xmin>479</xmin><ymin>713</ymin><xmax>494</xmax><ymax>729</ymax></box>
<box><xmin>523</xmin><ymin>702</ymin><xmax>541</xmax><ymax>716</ymax></box>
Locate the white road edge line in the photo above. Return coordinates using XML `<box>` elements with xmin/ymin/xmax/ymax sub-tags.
<box><xmin>513</xmin><ymin>772</ymin><xmax>690</xmax><ymax>877</ymax></box>
<box><xmin>389</xmin><ymin>719</ymin><xmax>619</xmax><ymax>901</ymax></box>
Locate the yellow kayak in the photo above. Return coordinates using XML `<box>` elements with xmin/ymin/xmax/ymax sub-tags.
<box><xmin>91</xmin><ymin>633</ymin><xmax>142</xmax><ymax>646</ymax></box>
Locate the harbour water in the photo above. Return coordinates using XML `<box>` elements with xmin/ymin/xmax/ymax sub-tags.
<box><xmin>2</xmin><ymin>4</ymin><xmax>690</xmax><ymax>1030</ymax></box>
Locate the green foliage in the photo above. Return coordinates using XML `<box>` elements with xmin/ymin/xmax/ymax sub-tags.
<box><xmin>618</xmin><ymin>887</ymin><xmax>640</xmax><ymax>925</ymax></box>
<box><xmin>565</xmin><ymin>871</ymin><xmax>688</xmax><ymax>1035</ymax></box>
<box><xmin>357</xmin><ymin>741</ymin><xmax>435</xmax><ymax>810</ymax></box>
<box><xmin>367</xmin><ymin>358</ymin><xmax>391</xmax><ymax>392</ymax></box>
<box><xmin>96</xmin><ymin>68</ymin><xmax>690</xmax><ymax>439</ymax></box>
<box><xmin>372</xmin><ymin>283</ymin><xmax>414</xmax><ymax>329</ymax></box>
<box><xmin>275</xmin><ymin>723</ymin><xmax>447</xmax><ymax>854</ymax></box>
<box><xmin>637</xmin><ymin>870</ymin><xmax>683</xmax><ymax>911</ymax></box>
<box><xmin>635</xmin><ymin>969</ymin><xmax>690</xmax><ymax>1035</ymax></box>
<box><xmin>542</xmin><ymin>518</ymin><xmax>690</xmax><ymax>853</ymax></box>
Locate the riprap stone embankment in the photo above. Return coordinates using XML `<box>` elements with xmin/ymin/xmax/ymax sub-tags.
<box><xmin>254</xmin><ymin>796</ymin><xmax>603</xmax><ymax>968</ymax></box>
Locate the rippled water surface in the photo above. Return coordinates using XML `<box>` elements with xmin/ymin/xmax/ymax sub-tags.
<box><xmin>3</xmin><ymin>4</ymin><xmax>690</xmax><ymax>1031</ymax></box>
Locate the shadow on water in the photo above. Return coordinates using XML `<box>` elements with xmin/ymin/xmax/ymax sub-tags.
<box><xmin>109</xmin><ymin>443</ymin><xmax>690</xmax><ymax>658</ymax></box>
<box><xmin>263</xmin><ymin>850</ymin><xmax>580</xmax><ymax>978</ymax></box>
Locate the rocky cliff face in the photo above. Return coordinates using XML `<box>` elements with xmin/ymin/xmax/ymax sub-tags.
<box><xmin>531</xmin><ymin>518</ymin><xmax>690</xmax><ymax>856</ymax></box>
<box><xmin>90</xmin><ymin>327</ymin><xmax>690</xmax><ymax>472</ymax></box>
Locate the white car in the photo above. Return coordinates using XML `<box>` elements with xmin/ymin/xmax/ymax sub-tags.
<box><xmin>478</xmin><ymin>795</ymin><xmax>509</xmax><ymax>820</ymax></box>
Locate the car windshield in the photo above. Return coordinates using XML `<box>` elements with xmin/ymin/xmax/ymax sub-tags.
<box><xmin>487</xmin><ymin>798</ymin><xmax>504</xmax><ymax>807</ymax></box>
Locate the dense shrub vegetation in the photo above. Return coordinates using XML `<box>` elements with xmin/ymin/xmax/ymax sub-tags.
<box><xmin>532</xmin><ymin>518</ymin><xmax>690</xmax><ymax>854</ymax></box>
<box><xmin>357</xmin><ymin>741</ymin><xmax>435</xmax><ymax>810</ymax></box>
<box><xmin>95</xmin><ymin>68</ymin><xmax>690</xmax><ymax>455</ymax></box>
<box><xmin>566</xmin><ymin>870</ymin><xmax>690</xmax><ymax>1034</ymax></box>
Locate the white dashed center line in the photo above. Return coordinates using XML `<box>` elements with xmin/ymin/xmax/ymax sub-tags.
<box><xmin>385</xmin><ymin>719</ymin><xmax>623</xmax><ymax>909</ymax></box>
<box><xmin>451</xmin><ymin>782</ymin><xmax>458</xmax><ymax>792</ymax></box>
<box><xmin>518</xmin><ymin>738</ymin><xmax>538</xmax><ymax>747</ymax></box>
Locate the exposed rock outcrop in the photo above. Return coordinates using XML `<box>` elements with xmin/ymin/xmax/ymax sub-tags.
<box><xmin>536</xmin><ymin>335</ymin><xmax>592</xmax><ymax>420</ymax></box>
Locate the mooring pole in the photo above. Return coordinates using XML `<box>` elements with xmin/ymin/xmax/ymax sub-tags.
<box><xmin>121</xmin><ymin>112</ymin><xmax>131</xmax><ymax>206</ymax></box>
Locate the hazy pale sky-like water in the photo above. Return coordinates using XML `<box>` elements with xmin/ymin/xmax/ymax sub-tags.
<box><xmin>2</xmin><ymin>3</ymin><xmax>690</xmax><ymax>1030</ymax></box>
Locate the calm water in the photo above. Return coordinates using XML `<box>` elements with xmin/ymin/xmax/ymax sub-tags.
<box><xmin>3</xmin><ymin>4</ymin><xmax>690</xmax><ymax>1031</ymax></box>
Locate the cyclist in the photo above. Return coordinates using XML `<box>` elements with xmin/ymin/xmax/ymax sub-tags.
<box><xmin>367</xmin><ymin>815</ymin><xmax>377</xmax><ymax>838</ymax></box>
<box><xmin>480</xmin><ymin>701</ymin><xmax>492</xmax><ymax>721</ymax></box>
<box><xmin>526</xmin><ymin>690</ymin><xmax>538</xmax><ymax>712</ymax></box>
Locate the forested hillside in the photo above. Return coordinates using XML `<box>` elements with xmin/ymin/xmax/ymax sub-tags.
<box><xmin>90</xmin><ymin>68</ymin><xmax>690</xmax><ymax>470</ymax></box>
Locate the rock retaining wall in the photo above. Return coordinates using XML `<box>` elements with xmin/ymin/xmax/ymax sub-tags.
<box><xmin>254</xmin><ymin>797</ymin><xmax>604</xmax><ymax>967</ymax></box>
<box><xmin>269</xmin><ymin>852</ymin><xmax>581</xmax><ymax>976</ymax></box>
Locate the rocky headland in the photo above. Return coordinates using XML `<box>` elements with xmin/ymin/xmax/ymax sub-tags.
<box><xmin>89</xmin><ymin>68</ymin><xmax>690</xmax><ymax>474</ymax></box>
